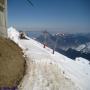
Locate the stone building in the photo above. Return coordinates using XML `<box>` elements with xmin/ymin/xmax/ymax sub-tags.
<box><xmin>0</xmin><ymin>0</ymin><xmax>7</xmax><ymax>37</ymax></box>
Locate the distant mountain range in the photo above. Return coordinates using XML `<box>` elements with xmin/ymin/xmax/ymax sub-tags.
<box><xmin>36</xmin><ymin>32</ymin><xmax>90</xmax><ymax>50</ymax></box>
<box><xmin>27</xmin><ymin>31</ymin><xmax>90</xmax><ymax>60</ymax></box>
<box><xmin>56</xmin><ymin>48</ymin><xmax>90</xmax><ymax>60</ymax></box>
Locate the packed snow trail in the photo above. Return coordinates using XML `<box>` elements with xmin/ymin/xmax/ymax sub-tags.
<box><xmin>19</xmin><ymin>62</ymin><xmax>79</xmax><ymax>90</ymax></box>
<box><xmin>8</xmin><ymin>27</ymin><xmax>90</xmax><ymax>90</ymax></box>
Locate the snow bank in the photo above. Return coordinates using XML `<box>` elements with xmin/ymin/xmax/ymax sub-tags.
<box><xmin>75</xmin><ymin>57</ymin><xmax>90</xmax><ymax>65</ymax></box>
<box><xmin>8</xmin><ymin>27</ymin><xmax>19</xmax><ymax>44</ymax></box>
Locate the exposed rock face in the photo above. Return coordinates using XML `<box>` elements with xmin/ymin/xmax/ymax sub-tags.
<box><xmin>0</xmin><ymin>37</ymin><xmax>26</xmax><ymax>88</ymax></box>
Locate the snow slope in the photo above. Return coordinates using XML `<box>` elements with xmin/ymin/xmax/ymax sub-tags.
<box><xmin>8</xmin><ymin>27</ymin><xmax>90</xmax><ymax>90</ymax></box>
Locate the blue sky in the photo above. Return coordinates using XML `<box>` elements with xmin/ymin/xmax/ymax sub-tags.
<box><xmin>8</xmin><ymin>0</ymin><xmax>90</xmax><ymax>33</ymax></box>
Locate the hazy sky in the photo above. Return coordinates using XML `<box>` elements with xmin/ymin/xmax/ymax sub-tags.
<box><xmin>8</xmin><ymin>0</ymin><xmax>90</xmax><ymax>33</ymax></box>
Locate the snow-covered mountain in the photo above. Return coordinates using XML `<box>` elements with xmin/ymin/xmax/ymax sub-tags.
<box><xmin>8</xmin><ymin>27</ymin><xmax>90</xmax><ymax>90</ymax></box>
<box><xmin>76</xmin><ymin>43</ymin><xmax>90</xmax><ymax>53</ymax></box>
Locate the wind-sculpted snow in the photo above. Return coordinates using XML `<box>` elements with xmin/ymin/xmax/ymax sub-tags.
<box><xmin>8</xmin><ymin>27</ymin><xmax>90</xmax><ymax>90</ymax></box>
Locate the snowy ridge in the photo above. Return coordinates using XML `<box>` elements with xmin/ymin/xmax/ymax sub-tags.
<box><xmin>76</xmin><ymin>43</ymin><xmax>90</xmax><ymax>53</ymax></box>
<box><xmin>8</xmin><ymin>27</ymin><xmax>90</xmax><ymax>90</ymax></box>
<box><xmin>76</xmin><ymin>44</ymin><xmax>86</xmax><ymax>51</ymax></box>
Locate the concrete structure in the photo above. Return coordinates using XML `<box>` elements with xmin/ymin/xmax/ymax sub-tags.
<box><xmin>0</xmin><ymin>0</ymin><xmax>7</xmax><ymax>37</ymax></box>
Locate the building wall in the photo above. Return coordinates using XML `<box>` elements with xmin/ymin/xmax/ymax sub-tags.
<box><xmin>0</xmin><ymin>0</ymin><xmax>7</xmax><ymax>38</ymax></box>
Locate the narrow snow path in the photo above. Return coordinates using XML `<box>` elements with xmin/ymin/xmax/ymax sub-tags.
<box><xmin>18</xmin><ymin>62</ymin><xmax>79</xmax><ymax>90</ymax></box>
